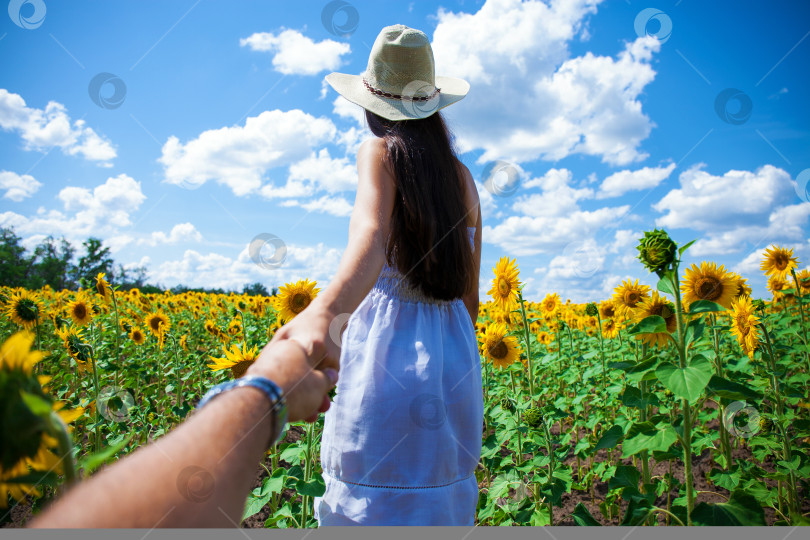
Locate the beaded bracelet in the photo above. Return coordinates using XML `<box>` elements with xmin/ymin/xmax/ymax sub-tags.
<box><xmin>197</xmin><ymin>375</ymin><xmax>288</xmax><ymax>448</ymax></box>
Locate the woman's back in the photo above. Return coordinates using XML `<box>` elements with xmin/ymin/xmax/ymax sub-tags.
<box><xmin>306</xmin><ymin>23</ymin><xmax>482</xmax><ymax>526</ymax></box>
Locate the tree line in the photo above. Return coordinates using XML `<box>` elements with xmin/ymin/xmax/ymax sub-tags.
<box><xmin>0</xmin><ymin>227</ymin><xmax>272</xmax><ymax>296</ymax></box>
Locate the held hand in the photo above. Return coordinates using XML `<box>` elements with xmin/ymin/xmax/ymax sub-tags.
<box><xmin>246</xmin><ymin>339</ymin><xmax>338</xmax><ymax>423</ymax></box>
<box><xmin>269</xmin><ymin>301</ymin><xmax>343</xmax><ymax>374</ymax></box>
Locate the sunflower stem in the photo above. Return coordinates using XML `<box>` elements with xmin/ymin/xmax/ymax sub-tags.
<box><xmin>517</xmin><ymin>289</ymin><xmax>535</xmax><ymax>397</ymax></box>
<box><xmin>595</xmin><ymin>311</ymin><xmax>607</xmax><ymax>395</ymax></box>
<box><xmin>48</xmin><ymin>411</ymin><xmax>77</xmax><ymax>487</ymax></box>
<box><xmin>110</xmin><ymin>286</ymin><xmax>122</xmax><ymax>388</ymax></box>
<box><xmin>761</xmin><ymin>326</ymin><xmax>799</xmax><ymax>518</ymax></box>
<box><xmin>302</xmin><ymin>420</ymin><xmax>315</xmax><ymax>527</ymax></box>
<box><xmin>710</xmin><ymin>313</ymin><xmax>732</xmax><ymax>469</ymax></box>
<box><xmin>789</xmin><ymin>268</ymin><xmax>810</xmax><ymax>377</ymax></box>
<box><xmin>669</xmin><ymin>263</ymin><xmax>694</xmax><ymax>525</ymax></box>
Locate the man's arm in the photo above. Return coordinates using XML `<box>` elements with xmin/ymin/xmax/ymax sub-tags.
<box><xmin>30</xmin><ymin>339</ymin><xmax>337</xmax><ymax>528</ymax></box>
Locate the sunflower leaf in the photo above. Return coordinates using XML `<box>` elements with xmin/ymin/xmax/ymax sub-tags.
<box><xmin>678</xmin><ymin>239</ymin><xmax>697</xmax><ymax>257</ymax></box>
<box><xmin>706</xmin><ymin>375</ymin><xmax>762</xmax><ymax>401</ymax></box>
<box><xmin>626</xmin><ymin>315</ymin><xmax>668</xmax><ymax>335</ymax></box>
<box><xmin>19</xmin><ymin>390</ymin><xmax>52</xmax><ymax>417</ymax></box>
<box><xmin>571</xmin><ymin>502</ymin><xmax>601</xmax><ymax>526</ymax></box>
<box><xmin>691</xmin><ymin>489</ymin><xmax>766</xmax><ymax>525</ymax></box>
<box><xmin>78</xmin><ymin>435</ymin><xmax>132</xmax><ymax>475</ymax></box>
<box><xmin>656</xmin><ymin>276</ymin><xmax>675</xmax><ymax>296</ymax></box>
<box><xmin>688</xmin><ymin>300</ymin><xmax>727</xmax><ymax>313</ymax></box>
<box><xmin>655</xmin><ymin>356</ymin><xmax>713</xmax><ymax>402</ymax></box>
<box><xmin>593</xmin><ymin>425</ymin><xmax>624</xmax><ymax>451</ymax></box>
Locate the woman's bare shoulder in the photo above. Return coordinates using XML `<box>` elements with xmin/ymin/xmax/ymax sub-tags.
<box><xmin>358</xmin><ymin>138</ymin><xmax>393</xmax><ymax>172</ymax></box>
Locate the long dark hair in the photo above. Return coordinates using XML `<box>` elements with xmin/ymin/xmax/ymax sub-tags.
<box><xmin>365</xmin><ymin>109</ymin><xmax>474</xmax><ymax>300</ymax></box>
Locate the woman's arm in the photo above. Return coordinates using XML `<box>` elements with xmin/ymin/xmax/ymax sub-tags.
<box><xmin>270</xmin><ymin>137</ymin><xmax>396</xmax><ymax>363</ymax></box>
<box><xmin>30</xmin><ymin>340</ymin><xmax>337</xmax><ymax>528</ymax></box>
<box><xmin>460</xmin><ymin>163</ymin><xmax>482</xmax><ymax>327</ymax></box>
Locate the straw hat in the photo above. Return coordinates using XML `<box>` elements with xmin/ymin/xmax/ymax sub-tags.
<box><xmin>325</xmin><ymin>24</ymin><xmax>469</xmax><ymax>121</ymax></box>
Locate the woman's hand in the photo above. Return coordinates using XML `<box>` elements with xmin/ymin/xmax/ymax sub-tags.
<box><xmin>246</xmin><ymin>337</ymin><xmax>339</xmax><ymax>423</ymax></box>
<box><xmin>269</xmin><ymin>298</ymin><xmax>344</xmax><ymax>375</ymax></box>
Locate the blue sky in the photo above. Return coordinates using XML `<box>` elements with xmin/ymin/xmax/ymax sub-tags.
<box><xmin>1</xmin><ymin>0</ymin><xmax>809</xmax><ymax>302</ymax></box>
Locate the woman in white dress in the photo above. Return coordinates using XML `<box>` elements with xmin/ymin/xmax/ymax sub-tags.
<box><xmin>270</xmin><ymin>24</ymin><xmax>483</xmax><ymax>525</ymax></box>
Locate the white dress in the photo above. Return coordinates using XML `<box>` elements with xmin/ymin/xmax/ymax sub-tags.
<box><xmin>314</xmin><ymin>226</ymin><xmax>483</xmax><ymax>526</ymax></box>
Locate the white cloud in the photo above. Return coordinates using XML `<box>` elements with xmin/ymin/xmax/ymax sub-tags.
<box><xmin>517</xmin><ymin>168</ymin><xmax>594</xmax><ymax>217</ymax></box>
<box><xmin>0</xmin><ymin>89</ymin><xmax>116</xmax><ymax>164</ymax></box>
<box><xmin>149</xmin><ymin>242</ymin><xmax>344</xmax><ymax>291</ymax></box>
<box><xmin>0</xmin><ymin>174</ymin><xmax>146</xmax><ymax>239</ymax></box>
<box><xmin>332</xmin><ymin>94</ymin><xmax>366</xmax><ymax>126</ymax></box>
<box><xmin>483</xmin><ymin>164</ymin><xmax>630</xmax><ymax>255</ymax></box>
<box><xmin>484</xmin><ymin>206</ymin><xmax>628</xmax><ymax>256</ymax></box>
<box><xmin>240</xmin><ymin>29</ymin><xmax>351</xmax><ymax>76</ymax></box>
<box><xmin>160</xmin><ymin>109</ymin><xmax>337</xmax><ymax>196</ymax></box>
<box><xmin>430</xmin><ymin>0</ymin><xmax>659</xmax><ymax>165</ymax></box>
<box><xmin>688</xmin><ymin>202</ymin><xmax>810</xmax><ymax>256</ymax></box>
<box><xmin>282</xmin><ymin>195</ymin><xmax>354</xmax><ymax>217</ymax></box>
<box><xmin>597</xmin><ymin>162</ymin><xmax>675</xmax><ymax>199</ymax></box>
<box><xmin>290</xmin><ymin>149</ymin><xmax>356</xmax><ymax>192</ymax></box>
<box><xmin>654</xmin><ymin>163</ymin><xmax>794</xmax><ymax>230</ymax></box>
<box><xmin>651</xmin><ymin>163</ymin><xmax>809</xmax><ymax>257</ymax></box>
<box><xmin>0</xmin><ymin>170</ymin><xmax>42</xmax><ymax>201</ymax></box>
<box><xmin>140</xmin><ymin>222</ymin><xmax>203</xmax><ymax>246</ymax></box>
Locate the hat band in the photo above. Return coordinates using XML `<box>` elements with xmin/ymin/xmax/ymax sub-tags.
<box><xmin>362</xmin><ymin>78</ymin><xmax>440</xmax><ymax>102</ymax></box>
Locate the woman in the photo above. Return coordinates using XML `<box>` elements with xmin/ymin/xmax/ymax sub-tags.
<box><xmin>271</xmin><ymin>24</ymin><xmax>483</xmax><ymax>525</ymax></box>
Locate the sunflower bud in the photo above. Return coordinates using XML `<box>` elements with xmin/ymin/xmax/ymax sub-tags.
<box><xmin>637</xmin><ymin>229</ymin><xmax>677</xmax><ymax>275</ymax></box>
<box><xmin>523</xmin><ymin>407</ymin><xmax>543</xmax><ymax>428</ymax></box>
<box><xmin>585</xmin><ymin>303</ymin><xmax>598</xmax><ymax>317</ymax></box>
<box><xmin>500</xmin><ymin>397</ymin><xmax>514</xmax><ymax>412</ymax></box>
<box><xmin>759</xmin><ymin>416</ymin><xmax>773</xmax><ymax>434</ymax></box>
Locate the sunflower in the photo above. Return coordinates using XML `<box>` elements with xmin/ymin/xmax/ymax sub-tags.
<box><xmin>56</xmin><ymin>326</ymin><xmax>92</xmax><ymax>371</ymax></box>
<box><xmin>208</xmin><ymin>342</ymin><xmax>260</xmax><ymax>379</ymax></box>
<box><xmin>541</xmin><ymin>293</ymin><xmax>561</xmax><ymax>316</ymax></box>
<box><xmin>179</xmin><ymin>334</ymin><xmax>188</xmax><ymax>351</ymax></box>
<box><xmin>145</xmin><ymin>311</ymin><xmax>171</xmax><ymax>336</ymax></box>
<box><xmin>730</xmin><ymin>296</ymin><xmax>760</xmax><ymax>358</ymax></box>
<box><xmin>0</xmin><ymin>332</ymin><xmax>84</xmax><ymax>507</ymax></box>
<box><xmin>613</xmin><ymin>279</ymin><xmax>650</xmax><ymax>318</ymax></box>
<box><xmin>129</xmin><ymin>327</ymin><xmax>146</xmax><ymax>345</ymax></box>
<box><xmin>602</xmin><ymin>318</ymin><xmax>619</xmax><ymax>340</ymax></box>
<box><xmin>275</xmin><ymin>279</ymin><xmax>320</xmax><ymax>322</ymax></box>
<box><xmin>728</xmin><ymin>272</ymin><xmax>753</xmax><ymax>300</ymax></box>
<box><xmin>796</xmin><ymin>269</ymin><xmax>810</xmax><ymax>295</ymax></box>
<box><xmin>536</xmin><ymin>330</ymin><xmax>553</xmax><ymax>346</ymax></box>
<box><xmin>4</xmin><ymin>290</ymin><xmax>42</xmax><ymax>330</ymax></box>
<box><xmin>227</xmin><ymin>319</ymin><xmax>243</xmax><ymax>337</ymax></box>
<box><xmin>67</xmin><ymin>293</ymin><xmax>94</xmax><ymax>327</ymax></box>
<box><xmin>95</xmin><ymin>272</ymin><xmax>111</xmax><ymax>303</ymax></box>
<box><xmin>481</xmin><ymin>323</ymin><xmax>521</xmax><ymax>370</ymax></box>
<box><xmin>598</xmin><ymin>299</ymin><xmax>617</xmax><ymax>321</ymax></box>
<box><xmin>204</xmin><ymin>319</ymin><xmax>218</xmax><ymax>337</ymax></box>
<box><xmin>632</xmin><ymin>291</ymin><xmax>677</xmax><ymax>349</ymax></box>
<box><xmin>488</xmin><ymin>257</ymin><xmax>521</xmax><ymax>313</ymax></box>
<box><xmin>491</xmin><ymin>307</ymin><xmax>514</xmax><ymax>327</ymax></box>
<box><xmin>767</xmin><ymin>275</ymin><xmax>790</xmax><ymax>300</ymax></box>
<box><xmin>156</xmin><ymin>328</ymin><xmax>167</xmax><ymax>350</ymax></box>
<box><xmin>681</xmin><ymin>262</ymin><xmax>736</xmax><ymax>310</ymax></box>
<box><xmin>760</xmin><ymin>244</ymin><xmax>799</xmax><ymax>281</ymax></box>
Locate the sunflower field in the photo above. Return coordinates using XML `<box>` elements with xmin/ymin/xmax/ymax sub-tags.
<box><xmin>1</xmin><ymin>229</ymin><xmax>809</xmax><ymax>527</ymax></box>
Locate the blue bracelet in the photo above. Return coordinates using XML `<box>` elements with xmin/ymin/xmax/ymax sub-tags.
<box><xmin>197</xmin><ymin>375</ymin><xmax>288</xmax><ymax>447</ymax></box>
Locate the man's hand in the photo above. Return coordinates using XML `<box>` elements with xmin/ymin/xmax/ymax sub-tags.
<box><xmin>246</xmin><ymin>338</ymin><xmax>338</xmax><ymax>423</ymax></box>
